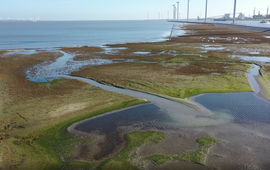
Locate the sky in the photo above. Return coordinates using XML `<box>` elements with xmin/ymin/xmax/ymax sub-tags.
<box><xmin>0</xmin><ymin>0</ymin><xmax>269</xmax><ymax>20</ymax></box>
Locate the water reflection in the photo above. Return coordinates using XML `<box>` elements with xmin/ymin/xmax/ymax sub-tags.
<box><xmin>74</xmin><ymin>104</ymin><xmax>171</xmax><ymax>133</ymax></box>
<box><xmin>192</xmin><ymin>92</ymin><xmax>270</xmax><ymax>125</ymax></box>
<box><xmin>3</xmin><ymin>49</ymin><xmax>38</xmax><ymax>56</ymax></box>
<box><xmin>26</xmin><ymin>51</ymin><xmax>115</xmax><ymax>82</ymax></box>
<box><xmin>248</xmin><ymin>64</ymin><xmax>261</xmax><ymax>94</ymax></box>
<box><xmin>229</xmin><ymin>55</ymin><xmax>270</xmax><ymax>62</ymax></box>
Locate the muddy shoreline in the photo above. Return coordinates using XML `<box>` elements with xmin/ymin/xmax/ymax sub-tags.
<box><xmin>2</xmin><ymin>23</ymin><xmax>270</xmax><ymax>169</ymax></box>
<box><xmin>62</xmin><ymin>24</ymin><xmax>270</xmax><ymax>169</ymax></box>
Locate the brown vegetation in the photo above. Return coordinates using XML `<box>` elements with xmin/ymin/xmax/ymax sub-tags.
<box><xmin>71</xmin><ymin>24</ymin><xmax>264</xmax><ymax>98</ymax></box>
<box><xmin>176</xmin><ymin>24</ymin><xmax>270</xmax><ymax>44</ymax></box>
<box><xmin>0</xmin><ymin>50</ymin><xmax>140</xmax><ymax>170</ymax></box>
<box><xmin>62</xmin><ymin>46</ymin><xmax>104</xmax><ymax>54</ymax></box>
<box><xmin>1</xmin><ymin>23</ymin><xmax>270</xmax><ymax>170</ymax></box>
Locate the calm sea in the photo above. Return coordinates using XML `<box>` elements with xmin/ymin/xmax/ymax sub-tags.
<box><xmin>0</xmin><ymin>20</ymin><xmax>181</xmax><ymax>50</ymax></box>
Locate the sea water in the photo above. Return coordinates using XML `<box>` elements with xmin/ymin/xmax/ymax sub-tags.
<box><xmin>0</xmin><ymin>20</ymin><xmax>182</xmax><ymax>50</ymax></box>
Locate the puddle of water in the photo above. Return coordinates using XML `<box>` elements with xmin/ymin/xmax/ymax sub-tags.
<box><xmin>4</xmin><ymin>49</ymin><xmax>38</xmax><ymax>56</ymax></box>
<box><xmin>248</xmin><ymin>52</ymin><xmax>260</xmax><ymax>55</ymax></box>
<box><xmin>102</xmin><ymin>47</ymin><xmax>127</xmax><ymax>55</ymax></box>
<box><xmin>198</xmin><ymin>45</ymin><xmax>226</xmax><ymax>51</ymax></box>
<box><xmin>229</xmin><ymin>55</ymin><xmax>270</xmax><ymax>62</ymax></box>
<box><xmin>138</xmin><ymin>61</ymin><xmax>158</xmax><ymax>63</ymax></box>
<box><xmin>264</xmin><ymin>36</ymin><xmax>270</xmax><ymax>39</ymax></box>
<box><xmin>248</xmin><ymin>64</ymin><xmax>261</xmax><ymax>94</ymax></box>
<box><xmin>160</xmin><ymin>50</ymin><xmax>178</xmax><ymax>55</ymax></box>
<box><xmin>26</xmin><ymin>51</ymin><xmax>115</xmax><ymax>82</ymax></box>
<box><xmin>134</xmin><ymin>51</ymin><xmax>151</xmax><ymax>55</ymax></box>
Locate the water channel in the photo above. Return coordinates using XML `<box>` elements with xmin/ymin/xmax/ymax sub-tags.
<box><xmin>23</xmin><ymin>49</ymin><xmax>270</xmax><ymax>161</ymax></box>
<box><xmin>22</xmin><ymin>49</ymin><xmax>270</xmax><ymax>130</ymax></box>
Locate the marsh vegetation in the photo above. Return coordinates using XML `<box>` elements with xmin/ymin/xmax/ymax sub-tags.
<box><xmin>1</xmin><ymin>23</ymin><xmax>270</xmax><ymax>170</ymax></box>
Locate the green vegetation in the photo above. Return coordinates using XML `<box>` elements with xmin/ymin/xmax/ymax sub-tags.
<box><xmin>73</xmin><ymin>62</ymin><xmax>252</xmax><ymax>99</ymax></box>
<box><xmin>261</xmin><ymin>65</ymin><xmax>270</xmax><ymax>81</ymax></box>
<box><xmin>147</xmin><ymin>136</ymin><xmax>224</xmax><ymax>165</ymax></box>
<box><xmin>2</xmin><ymin>23</ymin><xmax>269</xmax><ymax>170</ymax></box>
<box><xmin>36</xmin><ymin>78</ymin><xmax>71</xmax><ymax>88</ymax></box>
<box><xmin>4</xmin><ymin>99</ymin><xmax>147</xmax><ymax>170</ymax></box>
<box><xmin>168</xmin><ymin>57</ymin><xmax>190</xmax><ymax>63</ymax></box>
<box><xmin>174</xmin><ymin>150</ymin><xmax>207</xmax><ymax>165</ymax></box>
<box><xmin>98</xmin><ymin>131</ymin><xmax>165</xmax><ymax>170</ymax></box>
<box><xmin>196</xmin><ymin>136</ymin><xmax>222</xmax><ymax>148</ymax></box>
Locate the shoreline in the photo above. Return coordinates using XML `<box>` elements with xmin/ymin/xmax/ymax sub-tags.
<box><xmin>0</xmin><ymin>20</ymin><xmax>176</xmax><ymax>51</ymax></box>
<box><xmin>2</xmin><ymin>23</ymin><xmax>270</xmax><ymax>169</ymax></box>
<box><xmin>170</xmin><ymin>20</ymin><xmax>270</xmax><ymax>33</ymax></box>
<box><xmin>67</xmin><ymin>103</ymin><xmax>151</xmax><ymax>137</ymax></box>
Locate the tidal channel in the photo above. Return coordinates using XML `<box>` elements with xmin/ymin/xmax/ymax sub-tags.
<box><xmin>26</xmin><ymin>50</ymin><xmax>270</xmax><ymax>161</ymax></box>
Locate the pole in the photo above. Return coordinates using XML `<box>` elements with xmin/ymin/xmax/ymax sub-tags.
<box><xmin>187</xmin><ymin>0</ymin><xmax>190</xmax><ymax>22</ymax></box>
<box><xmin>205</xmin><ymin>0</ymin><xmax>208</xmax><ymax>22</ymax></box>
<box><xmin>233</xmin><ymin>0</ymin><xmax>237</xmax><ymax>24</ymax></box>
<box><xmin>177</xmin><ymin>1</ymin><xmax>179</xmax><ymax>21</ymax></box>
<box><xmin>173</xmin><ymin>5</ymin><xmax>175</xmax><ymax>20</ymax></box>
<box><xmin>173</xmin><ymin>5</ymin><xmax>176</xmax><ymax>20</ymax></box>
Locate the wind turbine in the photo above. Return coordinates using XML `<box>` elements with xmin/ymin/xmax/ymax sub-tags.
<box><xmin>187</xmin><ymin>0</ymin><xmax>190</xmax><ymax>22</ymax></box>
<box><xmin>205</xmin><ymin>0</ymin><xmax>208</xmax><ymax>22</ymax></box>
<box><xmin>173</xmin><ymin>4</ymin><xmax>176</xmax><ymax>20</ymax></box>
<box><xmin>233</xmin><ymin>0</ymin><xmax>237</xmax><ymax>23</ymax></box>
<box><xmin>176</xmin><ymin>1</ymin><xmax>179</xmax><ymax>21</ymax></box>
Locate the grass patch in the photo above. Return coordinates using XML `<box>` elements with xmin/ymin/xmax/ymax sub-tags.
<box><xmin>197</xmin><ymin>136</ymin><xmax>222</xmax><ymax>149</ymax></box>
<box><xmin>174</xmin><ymin>136</ymin><xmax>224</xmax><ymax>165</ymax></box>
<box><xmin>168</xmin><ymin>57</ymin><xmax>190</xmax><ymax>63</ymax></box>
<box><xmin>8</xmin><ymin>99</ymin><xmax>147</xmax><ymax>170</ymax></box>
<box><xmin>174</xmin><ymin>150</ymin><xmax>207</xmax><ymax>165</ymax></box>
<box><xmin>36</xmin><ymin>78</ymin><xmax>70</xmax><ymax>88</ymax></box>
<box><xmin>146</xmin><ymin>136</ymin><xmax>224</xmax><ymax>166</ymax></box>
<box><xmin>73</xmin><ymin>61</ymin><xmax>252</xmax><ymax>99</ymax></box>
<box><xmin>98</xmin><ymin>131</ymin><xmax>165</xmax><ymax>170</ymax></box>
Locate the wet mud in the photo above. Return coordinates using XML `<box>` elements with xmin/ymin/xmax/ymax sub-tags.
<box><xmin>12</xmin><ymin>23</ymin><xmax>270</xmax><ymax>169</ymax></box>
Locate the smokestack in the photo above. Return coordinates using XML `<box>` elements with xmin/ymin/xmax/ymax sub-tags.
<box><xmin>267</xmin><ymin>6</ymin><xmax>269</xmax><ymax>16</ymax></box>
<box><xmin>254</xmin><ymin>7</ymin><xmax>255</xmax><ymax>16</ymax></box>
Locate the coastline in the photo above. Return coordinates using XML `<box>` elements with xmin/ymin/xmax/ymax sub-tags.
<box><xmin>2</xmin><ymin>22</ymin><xmax>270</xmax><ymax>169</ymax></box>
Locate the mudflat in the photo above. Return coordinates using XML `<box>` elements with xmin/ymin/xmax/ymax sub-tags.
<box><xmin>1</xmin><ymin>23</ymin><xmax>270</xmax><ymax>170</ymax></box>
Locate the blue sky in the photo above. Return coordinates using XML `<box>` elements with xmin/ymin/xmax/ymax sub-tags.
<box><xmin>1</xmin><ymin>0</ymin><xmax>269</xmax><ymax>20</ymax></box>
